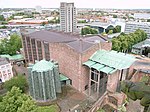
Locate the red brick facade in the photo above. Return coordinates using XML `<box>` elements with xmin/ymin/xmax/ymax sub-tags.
<box><xmin>21</xmin><ymin>32</ymin><xmax>112</xmax><ymax>92</ymax></box>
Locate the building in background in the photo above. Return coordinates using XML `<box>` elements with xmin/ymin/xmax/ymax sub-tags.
<box><xmin>27</xmin><ymin>59</ymin><xmax>61</xmax><ymax>101</ymax></box>
<box><xmin>0</xmin><ymin>57</ymin><xmax>13</xmax><ymax>82</ymax></box>
<box><xmin>125</xmin><ymin>22</ymin><xmax>150</xmax><ymax>38</ymax></box>
<box><xmin>131</xmin><ymin>39</ymin><xmax>150</xmax><ymax>57</ymax></box>
<box><xmin>60</xmin><ymin>2</ymin><xmax>76</xmax><ymax>33</ymax></box>
<box><xmin>35</xmin><ymin>6</ymin><xmax>42</xmax><ymax>13</ymax></box>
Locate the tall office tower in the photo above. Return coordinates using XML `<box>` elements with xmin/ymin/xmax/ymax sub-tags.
<box><xmin>60</xmin><ymin>2</ymin><xmax>76</xmax><ymax>33</ymax></box>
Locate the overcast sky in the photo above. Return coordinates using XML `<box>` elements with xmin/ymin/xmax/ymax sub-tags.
<box><xmin>0</xmin><ymin>0</ymin><xmax>150</xmax><ymax>9</ymax></box>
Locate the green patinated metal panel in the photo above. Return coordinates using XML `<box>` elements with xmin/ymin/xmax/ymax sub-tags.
<box><xmin>83</xmin><ymin>60</ymin><xmax>96</xmax><ymax>67</ymax></box>
<box><xmin>91</xmin><ymin>63</ymin><xmax>105</xmax><ymax>71</ymax></box>
<box><xmin>99</xmin><ymin>66</ymin><xmax>115</xmax><ymax>74</ymax></box>
<box><xmin>0</xmin><ymin>54</ymin><xmax>24</xmax><ymax>60</ymax></box>
<box><xmin>60</xmin><ymin>74</ymin><xmax>69</xmax><ymax>81</ymax></box>
<box><xmin>109</xmin><ymin>69</ymin><xmax>117</xmax><ymax>74</ymax></box>
<box><xmin>87</xmin><ymin>50</ymin><xmax>136</xmax><ymax>70</ymax></box>
<box><xmin>27</xmin><ymin>59</ymin><xmax>61</xmax><ymax>101</ymax></box>
<box><xmin>54</xmin><ymin>65</ymin><xmax>62</xmax><ymax>93</ymax></box>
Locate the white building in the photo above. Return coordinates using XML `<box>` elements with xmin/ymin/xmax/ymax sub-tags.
<box><xmin>60</xmin><ymin>2</ymin><xmax>76</xmax><ymax>33</ymax></box>
<box><xmin>35</xmin><ymin>6</ymin><xmax>42</xmax><ymax>13</ymax></box>
<box><xmin>0</xmin><ymin>57</ymin><xmax>13</xmax><ymax>82</ymax></box>
<box><xmin>125</xmin><ymin>22</ymin><xmax>150</xmax><ymax>38</ymax></box>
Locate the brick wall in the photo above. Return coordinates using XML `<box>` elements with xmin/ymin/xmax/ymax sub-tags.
<box><xmin>107</xmin><ymin>70</ymin><xmax>120</xmax><ymax>93</ymax></box>
<box><xmin>49</xmin><ymin>43</ymin><xmax>81</xmax><ymax>91</ymax></box>
<box><xmin>49</xmin><ymin>42</ymin><xmax>112</xmax><ymax>92</ymax></box>
<box><xmin>22</xmin><ymin>33</ymin><xmax>112</xmax><ymax>92</ymax></box>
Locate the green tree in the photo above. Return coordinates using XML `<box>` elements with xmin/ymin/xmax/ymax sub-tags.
<box><xmin>18</xmin><ymin>99</ymin><xmax>37</xmax><ymax>112</ymax></box>
<box><xmin>0</xmin><ymin>15</ymin><xmax>5</xmax><ymax>21</ymax></box>
<box><xmin>0</xmin><ymin>34</ymin><xmax>22</xmax><ymax>55</ymax></box>
<box><xmin>105</xmin><ymin>25</ymin><xmax>114</xmax><ymax>34</ymax></box>
<box><xmin>147</xmin><ymin>19</ymin><xmax>150</xmax><ymax>22</ymax></box>
<box><xmin>4</xmin><ymin>75</ymin><xmax>28</xmax><ymax>93</ymax></box>
<box><xmin>123</xmin><ymin>16</ymin><xmax>127</xmax><ymax>20</ymax></box>
<box><xmin>0</xmin><ymin>87</ymin><xmax>37</xmax><ymax>112</ymax></box>
<box><xmin>77</xmin><ymin>20</ymin><xmax>87</xmax><ymax>23</ymax></box>
<box><xmin>114</xmin><ymin>25</ymin><xmax>121</xmax><ymax>33</ymax></box>
<box><xmin>108</xmin><ymin>30</ymin><xmax>113</xmax><ymax>34</ymax></box>
<box><xmin>1</xmin><ymin>21</ymin><xmax>8</xmax><ymax>25</ymax></box>
<box><xmin>42</xmin><ymin>22</ymin><xmax>46</xmax><ymax>26</ymax></box>
<box><xmin>111</xmin><ymin>29</ymin><xmax>147</xmax><ymax>52</ymax></box>
<box><xmin>0</xmin><ymin>25</ymin><xmax>7</xmax><ymax>29</ymax></box>
<box><xmin>113</xmin><ymin>15</ymin><xmax>117</xmax><ymax>18</ymax></box>
<box><xmin>81</xmin><ymin>27</ymin><xmax>98</xmax><ymax>35</ymax></box>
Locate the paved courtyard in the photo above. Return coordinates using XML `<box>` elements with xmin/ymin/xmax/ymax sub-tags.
<box><xmin>56</xmin><ymin>86</ymin><xmax>87</xmax><ymax>112</ymax></box>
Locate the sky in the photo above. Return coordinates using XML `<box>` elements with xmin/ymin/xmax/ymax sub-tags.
<box><xmin>0</xmin><ymin>0</ymin><xmax>150</xmax><ymax>9</ymax></box>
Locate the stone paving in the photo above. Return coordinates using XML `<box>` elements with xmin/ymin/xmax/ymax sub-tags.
<box><xmin>126</xmin><ymin>99</ymin><xmax>144</xmax><ymax>112</ymax></box>
<box><xmin>56</xmin><ymin>86</ymin><xmax>87</xmax><ymax>112</ymax></box>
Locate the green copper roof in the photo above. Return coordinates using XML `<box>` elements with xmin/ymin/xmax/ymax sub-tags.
<box><xmin>83</xmin><ymin>50</ymin><xmax>136</xmax><ymax>74</ymax></box>
<box><xmin>0</xmin><ymin>54</ymin><xmax>24</xmax><ymax>60</ymax></box>
<box><xmin>100</xmin><ymin>66</ymin><xmax>114</xmax><ymax>74</ymax></box>
<box><xmin>83</xmin><ymin>60</ymin><xmax>96</xmax><ymax>67</ymax></box>
<box><xmin>91</xmin><ymin>63</ymin><xmax>105</xmax><ymax>71</ymax></box>
<box><xmin>90</xmin><ymin>50</ymin><xmax>136</xmax><ymax>70</ymax></box>
<box><xmin>32</xmin><ymin>59</ymin><xmax>54</xmax><ymax>72</ymax></box>
<box><xmin>60</xmin><ymin>74</ymin><xmax>69</xmax><ymax>81</ymax></box>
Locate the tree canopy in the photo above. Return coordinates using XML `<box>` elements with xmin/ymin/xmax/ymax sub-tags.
<box><xmin>105</xmin><ymin>25</ymin><xmax>121</xmax><ymax>34</ymax></box>
<box><xmin>48</xmin><ymin>17</ymin><xmax>60</xmax><ymax>24</ymax></box>
<box><xmin>0</xmin><ymin>15</ymin><xmax>5</xmax><ymax>21</ymax></box>
<box><xmin>4</xmin><ymin>75</ymin><xmax>28</xmax><ymax>93</ymax></box>
<box><xmin>0</xmin><ymin>87</ymin><xmax>60</xmax><ymax>112</ymax></box>
<box><xmin>0</xmin><ymin>87</ymin><xmax>37</xmax><ymax>112</ymax></box>
<box><xmin>0</xmin><ymin>34</ymin><xmax>22</xmax><ymax>55</ymax></box>
<box><xmin>112</xmin><ymin>29</ymin><xmax>147</xmax><ymax>52</ymax></box>
<box><xmin>147</xmin><ymin>19</ymin><xmax>150</xmax><ymax>22</ymax></box>
<box><xmin>81</xmin><ymin>27</ymin><xmax>98</xmax><ymax>35</ymax></box>
<box><xmin>77</xmin><ymin>20</ymin><xmax>87</xmax><ymax>23</ymax></box>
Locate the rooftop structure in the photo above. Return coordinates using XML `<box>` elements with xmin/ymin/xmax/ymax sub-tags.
<box><xmin>0</xmin><ymin>54</ymin><xmax>24</xmax><ymax>62</ymax></box>
<box><xmin>84</xmin><ymin>50</ymin><xmax>136</xmax><ymax>74</ymax></box>
<box><xmin>27</xmin><ymin>59</ymin><xmax>61</xmax><ymax>101</ymax></box>
<box><xmin>8</xmin><ymin>18</ymin><xmax>48</xmax><ymax>25</ymax></box>
<box><xmin>132</xmin><ymin>39</ymin><xmax>150</xmax><ymax>56</ymax></box>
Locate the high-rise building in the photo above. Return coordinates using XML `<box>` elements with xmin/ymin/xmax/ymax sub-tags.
<box><xmin>60</xmin><ymin>2</ymin><xmax>76</xmax><ymax>33</ymax></box>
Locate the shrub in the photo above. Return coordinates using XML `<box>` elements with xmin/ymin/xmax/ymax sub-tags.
<box><xmin>4</xmin><ymin>75</ymin><xmax>28</xmax><ymax>93</ymax></box>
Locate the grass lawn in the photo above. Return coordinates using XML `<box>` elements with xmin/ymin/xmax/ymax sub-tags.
<box><xmin>38</xmin><ymin>104</ymin><xmax>60</xmax><ymax>112</ymax></box>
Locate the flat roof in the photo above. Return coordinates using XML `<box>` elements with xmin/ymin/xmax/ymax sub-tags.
<box><xmin>133</xmin><ymin>39</ymin><xmax>150</xmax><ymax>49</ymax></box>
<box><xmin>26</xmin><ymin>30</ymin><xmax>77</xmax><ymax>43</ymax></box>
<box><xmin>0</xmin><ymin>57</ymin><xmax>9</xmax><ymax>65</ymax></box>
<box><xmin>22</xmin><ymin>29</ymin><xmax>109</xmax><ymax>53</ymax></box>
